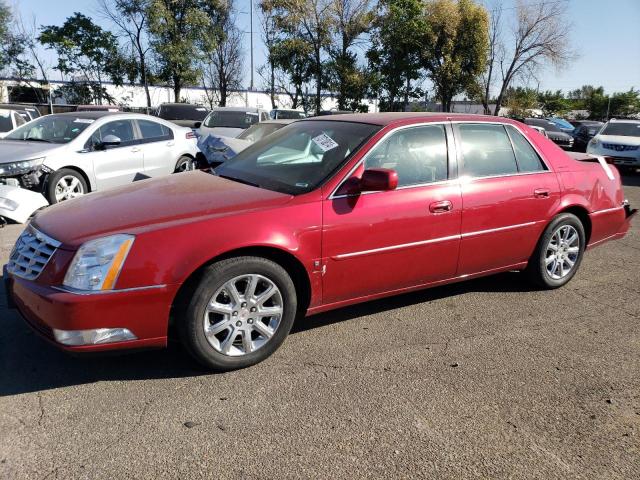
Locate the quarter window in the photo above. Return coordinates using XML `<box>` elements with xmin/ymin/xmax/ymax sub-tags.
<box><xmin>506</xmin><ymin>125</ymin><xmax>546</xmax><ymax>172</ymax></box>
<box><xmin>458</xmin><ymin>124</ymin><xmax>518</xmax><ymax>178</ymax></box>
<box><xmin>364</xmin><ymin>125</ymin><xmax>448</xmax><ymax>187</ymax></box>
<box><xmin>137</xmin><ymin>119</ymin><xmax>173</xmax><ymax>142</ymax></box>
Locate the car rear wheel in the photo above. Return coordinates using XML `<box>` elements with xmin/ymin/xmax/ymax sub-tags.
<box><xmin>174</xmin><ymin>156</ymin><xmax>195</xmax><ymax>173</ymax></box>
<box><xmin>46</xmin><ymin>168</ymin><xmax>88</xmax><ymax>204</ymax></box>
<box><xmin>526</xmin><ymin>213</ymin><xmax>585</xmax><ymax>289</ymax></box>
<box><xmin>178</xmin><ymin>256</ymin><xmax>297</xmax><ymax>371</ymax></box>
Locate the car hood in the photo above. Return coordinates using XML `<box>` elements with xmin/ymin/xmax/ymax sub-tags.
<box><xmin>199</xmin><ymin>126</ymin><xmax>245</xmax><ymax>138</ymax></box>
<box><xmin>546</xmin><ymin>131</ymin><xmax>572</xmax><ymax>141</ymax></box>
<box><xmin>596</xmin><ymin>135</ymin><xmax>640</xmax><ymax>146</ymax></box>
<box><xmin>0</xmin><ymin>140</ymin><xmax>66</xmax><ymax>164</ymax></box>
<box><xmin>32</xmin><ymin>171</ymin><xmax>294</xmax><ymax>248</ymax></box>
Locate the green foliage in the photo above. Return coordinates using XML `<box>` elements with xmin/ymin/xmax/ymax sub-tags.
<box><xmin>0</xmin><ymin>0</ymin><xmax>12</xmax><ymax>71</ymax></box>
<box><xmin>39</xmin><ymin>13</ymin><xmax>126</xmax><ymax>103</ymax></box>
<box><xmin>503</xmin><ymin>87</ymin><xmax>538</xmax><ymax>119</ymax></box>
<box><xmin>538</xmin><ymin>90</ymin><xmax>571</xmax><ymax>117</ymax></box>
<box><xmin>420</xmin><ymin>0</ymin><xmax>489</xmax><ymax>112</ymax></box>
<box><xmin>147</xmin><ymin>0</ymin><xmax>223</xmax><ymax>100</ymax></box>
<box><xmin>367</xmin><ymin>0</ymin><xmax>426</xmax><ymax>111</ymax></box>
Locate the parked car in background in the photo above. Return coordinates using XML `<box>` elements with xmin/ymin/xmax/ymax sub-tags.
<box><xmin>523</xmin><ymin>118</ymin><xmax>574</xmax><ymax>150</ymax></box>
<box><xmin>198</xmin><ymin>119</ymin><xmax>295</xmax><ymax>165</ymax></box>
<box><xmin>587</xmin><ymin>119</ymin><xmax>640</xmax><ymax>168</ymax></box>
<box><xmin>0</xmin><ymin>112</ymin><xmax>198</xmax><ymax>203</ymax></box>
<box><xmin>4</xmin><ymin>113</ymin><xmax>635</xmax><ymax>371</ymax></box>
<box><xmin>529</xmin><ymin>125</ymin><xmax>549</xmax><ymax>138</ymax></box>
<box><xmin>546</xmin><ymin>117</ymin><xmax>575</xmax><ymax>134</ymax></box>
<box><xmin>76</xmin><ymin>105</ymin><xmax>122</xmax><ymax>112</ymax></box>
<box><xmin>0</xmin><ymin>108</ymin><xmax>27</xmax><ymax>135</ymax></box>
<box><xmin>270</xmin><ymin>109</ymin><xmax>306</xmax><ymax>120</ymax></box>
<box><xmin>317</xmin><ymin>110</ymin><xmax>353</xmax><ymax>116</ymax></box>
<box><xmin>157</xmin><ymin>103</ymin><xmax>209</xmax><ymax>129</ymax></box>
<box><xmin>198</xmin><ymin>107</ymin><xmax>270</xmax><ymax>138</ymax></box>
<box><xmin>571</xmin><ymin>120</ymin><xmax>603</xmax><ymax>152</ymax></box>
<box><xmin>0</xmin><ymin>104</ymin><xmax>42</xmax><ymax>121</ymax></box>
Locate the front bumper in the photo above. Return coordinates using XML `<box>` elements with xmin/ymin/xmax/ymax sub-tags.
<box><xmin>4</xmin><ymin>265</ymin><xmax>178</xmax><ymax>352</ymax></box>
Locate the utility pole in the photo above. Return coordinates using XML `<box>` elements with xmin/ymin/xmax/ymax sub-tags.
<box><xmin>606</xmin><ymin>96</ymin><xmax>611</xmax><ymax>120</ymax></box>
<box><xmin>250</xmin><ymin>0</ymin><xmax>254</xmax><ymax>91</ymax></box>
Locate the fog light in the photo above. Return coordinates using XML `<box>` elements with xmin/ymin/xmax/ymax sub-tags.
<box><xmin>53</xmin><ymin>328</ymin><xmax>137</xmax><ymax>346</ymax></box>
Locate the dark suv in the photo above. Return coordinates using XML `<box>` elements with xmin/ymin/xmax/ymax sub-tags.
<box><xmin>157</xmin><ymin>103</ymin><xmax>210</xmax><ymax>129</ymax></box>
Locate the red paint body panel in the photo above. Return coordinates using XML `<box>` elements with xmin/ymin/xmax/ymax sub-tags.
<box><xmin>5</xmin><ymin>114</ymin><xmax>634</xmax><ymax>353</ymax></box>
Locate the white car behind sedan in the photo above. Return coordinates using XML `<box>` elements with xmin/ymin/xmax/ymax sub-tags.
<box><xmin>0</xmin><ymin>112</ymin><xmax>199</xmax><ymax>203</ymax></box>
<box><xmin>587</xmin><ymin>119</ymin><xmax>640</xmax><ymax>168</ymax></box>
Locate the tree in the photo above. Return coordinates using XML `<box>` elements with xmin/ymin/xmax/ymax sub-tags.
<box><xmin>503</xmin><ymin>86</ymin><xmax>537</xmax><ymax>118</ymax></box>
<box><xmin>326</xmin><ymin>0</ymin><xmax>374</xmax><ymax>111</ymax></box>
<box><xmin>538</xmin><ymin>89</ymin><xmax>570</xmax><ymax>117</ymax></box>
<box><xmin>39</xmin><ymin>13</ymin><xmax>127</xmax><ymax>104</ymax></box>
<box><xmin>267</xmin><ymin>0</ymin><xmax>334</xmax><ymax>115</ymax></box>
<box><xmin>420</xmin><ymin>0</ymin><xmax>489</xmax><ymax>113</ymax></box>
<box><xmin>271</xmin><ymin>37</ymin><xmax>314</xmax><ymax>110</ymax></box>
<box><xmin>258</xmin><ymin>1</ymin><xmax>280</xmax><ymax>109</ymax></box>
<box><xmin>0</xmin><ymin>1</ymin><xmax>12</xmax><ymax>72</ymax></box>
<box><xmin>147</xmin><ymin>0</ymin><xmax>222</xmax><ymax>102</ymax></box>
<box><xmin>479</xmin><ymin>0</ymin><xmax>501</xmax><ymax>114</ymax></box>
<box><xmin>367</xmin><ymin>0</ymin><xmax>426</xmax><ymax>111</ymax></box>
<box><xmin>201</xmin><ymin>8</ymin><xmax>243</xmax><ymax>107</ymax></box>
<box><xmin>98</xmin><ymin>0</ymin><xmax>153</xmax><ymax>109</ymax></box>
<box><xmin>489</xmin><ymin>0</ymin><xmax>575</xmax><ymax>116</ymax></box>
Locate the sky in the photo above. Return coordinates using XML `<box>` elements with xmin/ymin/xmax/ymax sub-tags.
<box><xmin>11</xmin><ymin>0</ymin><xmax>640</xmax><ymax>96</ymax></box>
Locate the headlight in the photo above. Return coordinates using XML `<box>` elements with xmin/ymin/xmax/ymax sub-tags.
<box><xmin>63</xmin><ymin>234</ymin><xmax>135</xmax><ymax>291</ymax></box>
<box><xmin>0</xmin><ymin>157</ymin><xmax>45</xmax><ymax>176</ymax></box>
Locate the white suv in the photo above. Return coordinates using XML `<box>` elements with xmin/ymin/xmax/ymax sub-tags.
<box><xmin>0</xmin><ymin>112</ymin><xmax>199</xmax><ymax>203</ymax></box>
<box><xmin>587</xmin><ymin>119</ymin><xmax>640</xmax><ymax>168</ymax></box>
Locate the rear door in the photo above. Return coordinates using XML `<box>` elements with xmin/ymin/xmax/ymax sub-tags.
<box><xmin>84</xmin><ymin>119</ymin><xmax>144</xmax><ymax>190</ymax></box>
<box><xmin>321</xmin><ymin>123</ymin><xmax>462</xmax><ymax>305</ymax></box>
<box><xmin>135</xmin><ymin>119</ymin><xmax>177</xmax><ymax>177</ymax></box>
<box><xmin>454</xmin><ymin>122</ymin><xmax>560</xmax><ymax>275</ymax></box>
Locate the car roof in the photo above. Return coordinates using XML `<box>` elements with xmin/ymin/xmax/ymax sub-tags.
<box><xmin>608</xmin><ymin>119</ymin><xmax>640</xmax><ymax>124</ymax></box>
<box><xmin>258</xmin><ymin>119</ymin><xmax>296</xmax><ymax>125</ymax></box>
<box><xmin>49</xmin><ymin>111</ymin><xmax>125</xmax><ymax>119</ymax></box>
<box><xmin>302</xmin><ymin>112</ymin><xmax>512</xmax><ymax>126</ymax></box>
<box><xmin>212</xmin><ymin>106</ymin><xmax>266</xmax><ymax>112</ymax></box>
<box><xmin>159</xmin><ymin>103</ymin><xmax>207</xmax><ymax>108</ymax></box>
<box><xmin>0</xmin><ymin>103</ymin><xmax>39</xmax><ymax>111</ymax></box>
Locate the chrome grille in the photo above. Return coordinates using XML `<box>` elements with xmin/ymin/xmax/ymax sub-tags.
<box><xmin>7</xmin><ymin>225</ymin><xmax>61</xmax><ymax>280</ymax></box>
<box><xmin>602</xmin><ymin>143</ymin><xmax>639</xmax><ymax>152</ymax></box>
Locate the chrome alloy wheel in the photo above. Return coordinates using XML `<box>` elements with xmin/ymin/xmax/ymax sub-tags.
<box><xmin>545</xmin><ymin>225</ymin><xmax>580</xmax><ymax>280</ymax></box>
<box><xmin>176</xmin><ymin>158</ymin><xmax>194</xmax><ymax>172</ymax></box>
<box><xmin>203</xmin><ymin>274</ymin><xmax>284</xmax><ymax>356</ymax></box>
<box><xmin>55</xmin><ymin>175</ymin><xmax>85</xmax><ymax>202</ymax></box>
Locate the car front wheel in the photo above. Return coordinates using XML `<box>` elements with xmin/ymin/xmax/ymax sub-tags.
<box><xmin>178</xmin><ymin>256</ymin><xmax>298</xmax><ymax>371</ymax></box>
<box><xmin>526</xmin><ymin>213</ymin><xmax>586</xmax><ymax>289</ymax></box>
<box><xmin>174</xmin><ymin>156</ymin><xmax>195</xmax><ymax>173</ymax></box>
<box><xmin>46</xmin><ymin>168</ymin><xmax>88</xmax><ymax>204</ymax></box>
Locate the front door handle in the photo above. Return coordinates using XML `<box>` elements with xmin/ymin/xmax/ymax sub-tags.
<box><xmin>166</xmin><ymin>141</ymin><xmax>175</xmax><ymax>147</ymax></box>
<box><xmin>131</xmin><ymin>147</ymin><xmax>141</xmax><ymax>153</ymax></box>
<box><xmin>534</xmin><ymin>189</ymin><xmax>550</xmax><ymax>198</ymax></box>
<box><xmin>429</xmin><ymin>200</ymin><xmax>453</xmax><ymax>213</ymax></box>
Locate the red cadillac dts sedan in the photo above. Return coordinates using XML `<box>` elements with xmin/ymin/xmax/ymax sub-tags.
<box><xmin>4</xmin><ymin>113</ymin><xmax>636</xmax><ymax>370</ymax></box>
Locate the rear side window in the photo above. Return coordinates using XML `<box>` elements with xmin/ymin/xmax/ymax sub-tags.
<box><xmin>365</xmin><ymin>125</ymin><xmax>448</xmax><ymax>187</ymax></box>
<box><xmin>506</xmin><ymin>125</ymin><xmax>546</xmax><ymax>172</ymax></box>
<box><xmin>458</xmin><ymin>124</ymin><xmax>518</xmax><ymax>178</ymax></box>
<box><xmin>137</xmin><ymin>119</ymin><xmax>174</xmax><ymax>142</ymax></box>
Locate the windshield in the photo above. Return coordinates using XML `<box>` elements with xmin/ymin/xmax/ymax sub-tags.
<box><xmin>601</xmin><ymin>122</ymin><xmax>640</xmax><ymax>137</ymax></box>
<box><xmin>204</xmin><ymin>110</ymin><xmax>260</xmax><ymax>129</ymax></box>
<box><xmin>549</xmin><ymin>118</ymin><xmax>574</xmax><ymax>130</ymax></box>
<box><xmin>159</xmin><ymin>104</ymin><xmax>208</xmax><ymax>121</ymax></box>
<box><xmin>0</xmin><ymin>111</ymin><xmax>13</xmax><ymax>132</ymax></box>
<box><xmin>4</xmin><ymin>115</ymin><xmax>94</xmax><ymax>143</ymax></box>
<box><xmin>527</xmin><ymin>119</ymin><xmax>561</xmax><ymax>133</ymax></box>
<box><xmin>274</xmin><ymin>110</ymin><xmax>306</xmax><ymax>120</ymax></box>
<box><xmin>215</xmin><ymin>120</ymin><xmax>380</xmax><ymax>195</ymax></box>
<box><xmin>237</xmin><ymin>123</ymin><xmax>284</xmax><ymax>142</ymax></box>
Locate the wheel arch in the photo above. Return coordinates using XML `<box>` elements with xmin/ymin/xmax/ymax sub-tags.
<box><xmin>555</xmin><ymin>204</ymin><xmax>592</xmax><ymax>244</ymax></box>
<box><xmin>48</xmin><ymin>166</ymin><xmax>94</xmax><ymax>193</ymax></box>
<box><xmin>169</xmin><ymin>245</ymin><xmax>312</xmax><ymax>330</ymax></box>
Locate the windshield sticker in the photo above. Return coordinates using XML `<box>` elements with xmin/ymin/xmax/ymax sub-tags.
<box><xmin>312</xmin><ymin>133</ymin><xmax>339</xmax><ymax>152</ymax></box>
<box><xmin>74</xmin><ymin>118</ymin><xmax>94</xmax><ymax>124</ymax></box>
<box><xmin>295</xmin><ymin>182</ymin><xmax>309</xmax><ymax>188</ymax></box>
<box><xmin>196</xmin><ymin>107</ymin><xmax>207</xmax><ymax>111</ymax></box>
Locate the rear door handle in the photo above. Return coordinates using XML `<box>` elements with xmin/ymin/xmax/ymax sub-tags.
<box><xmin>534</xmin><ymin>189</ymin><xmax>550</xmax><ymax>198</ymax></box>
<box><xmin>429</xmin><ymin>200</ymin><xmax>453</xmax><ymax>213</ymax></box>
<box><xmin>166</xmin><ymin>141</ymin><xmax>175</xmax><ymax>147</ymax></box>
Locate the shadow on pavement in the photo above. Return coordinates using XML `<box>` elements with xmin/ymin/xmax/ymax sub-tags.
<box><xmin>621</xmin><ymin>171</ymin><xmax>640</xmax><ymax>188</ymax></box>
<box><xmin>1</xmin><ymin>270</ymin><xmax>534</xmax><ymax>396</ymax></box>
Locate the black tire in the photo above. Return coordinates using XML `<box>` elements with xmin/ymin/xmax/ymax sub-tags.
<box><xmin>526</xmin><ymin>213</ymin><xmax>586</xmax><ymax>289</ymax></box>
<box><xmin>178</xmin><ymin>256</ymin><xmax>298</xmax><ymax>371</ymax></box>
<box><xmin>174</xmin><ymin>156</ymin><xmax>194</xmax><ymax>173</ymax></box>
<box><xmin>45</xmin><ymin>168</ymin><xmax>88</xmax><ymax>204</ymax></box>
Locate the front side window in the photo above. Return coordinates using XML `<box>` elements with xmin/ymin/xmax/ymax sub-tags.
<box><xmin>4</xmin><ymin>115</ymin><xmax>94</xmax><ymax>143</ymax></box>
<box><xmin>89</xmin><ymin>120</ymin><xmax>136</xmax><ymax>149</ymax></box>
<box><xmin>137</xmin><ymin>119</ymin><xmax>173</xmax><ymax>142</ymax></box>
<box><xmin>458</xmin><ymin>124</ymin><xmax>518</xmax><ymax>178</ymax></box>
<box><xmin>364</xmin><ymin>125</ymin><xmax>448</xmax><ymax>187</ymax></box>
<box><xmin>506</xmin><ymin>125</ymin><xmax>546</xmax><ymax>173</ymax></box>
<box><xmin>215</xmin><ymin>120</ymin><xmax>380</xmax><ymax>195</ymax></box>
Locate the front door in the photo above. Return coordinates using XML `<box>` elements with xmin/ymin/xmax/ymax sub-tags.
<box><xmin>454</xmin><ymin>122</ymin><xmax>561</xmax><ymax>274</ymax></box>
<box><xmin>85</xmin><ymin>119</ymin><xmax>143</xmax><ymax>190</ymax></box>
<box><xmin>322</xmin><ymin>123</ymin><xmax>462</xmax><ymax>306</ymax></box>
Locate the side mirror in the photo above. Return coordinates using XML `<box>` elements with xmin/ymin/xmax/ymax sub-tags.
<box><xmin>96</xmin><ymin>134</ymin><xmax>121</xmax><ymax>150</ymax></box>
<box><xmin>194</xmin><ymin>122</ymin><xmax>202</xmax><ymax>129</ymax></box>
<box><xmin>359</xmin><ymin>168</ymin><xmax>398</xmax><ymax>192</ymax></box>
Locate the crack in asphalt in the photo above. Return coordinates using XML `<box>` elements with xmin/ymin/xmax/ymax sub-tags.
<box><xmin>36</xmin><ymin>393</ymin><xmax>45</xmax><ymax>427</ymax></box>
<box><xmin>569</xmin><ymin>288</ymin><xmax>639</xmax><ymax>320</ymax></box>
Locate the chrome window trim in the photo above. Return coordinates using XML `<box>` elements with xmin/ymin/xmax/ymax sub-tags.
<box><xmin>333</xmin><ymin>221</ymin><xmax>539</xmax><ymax>260</ymax></box>
<box><xmin>52</xmin><ymin>284</ymin><xmax>167</xmax><ymax>295</ymax></box>
<box><xmin>329</xmin><ymin>121</ymin><xmax>452</xmax><ymax>200</ymax></box>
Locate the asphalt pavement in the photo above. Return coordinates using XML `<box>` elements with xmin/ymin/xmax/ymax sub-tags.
<box><xmin>1</xmin><ymin>174</ymin><xmax>639</xmax><ymax>479</ymax></box>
